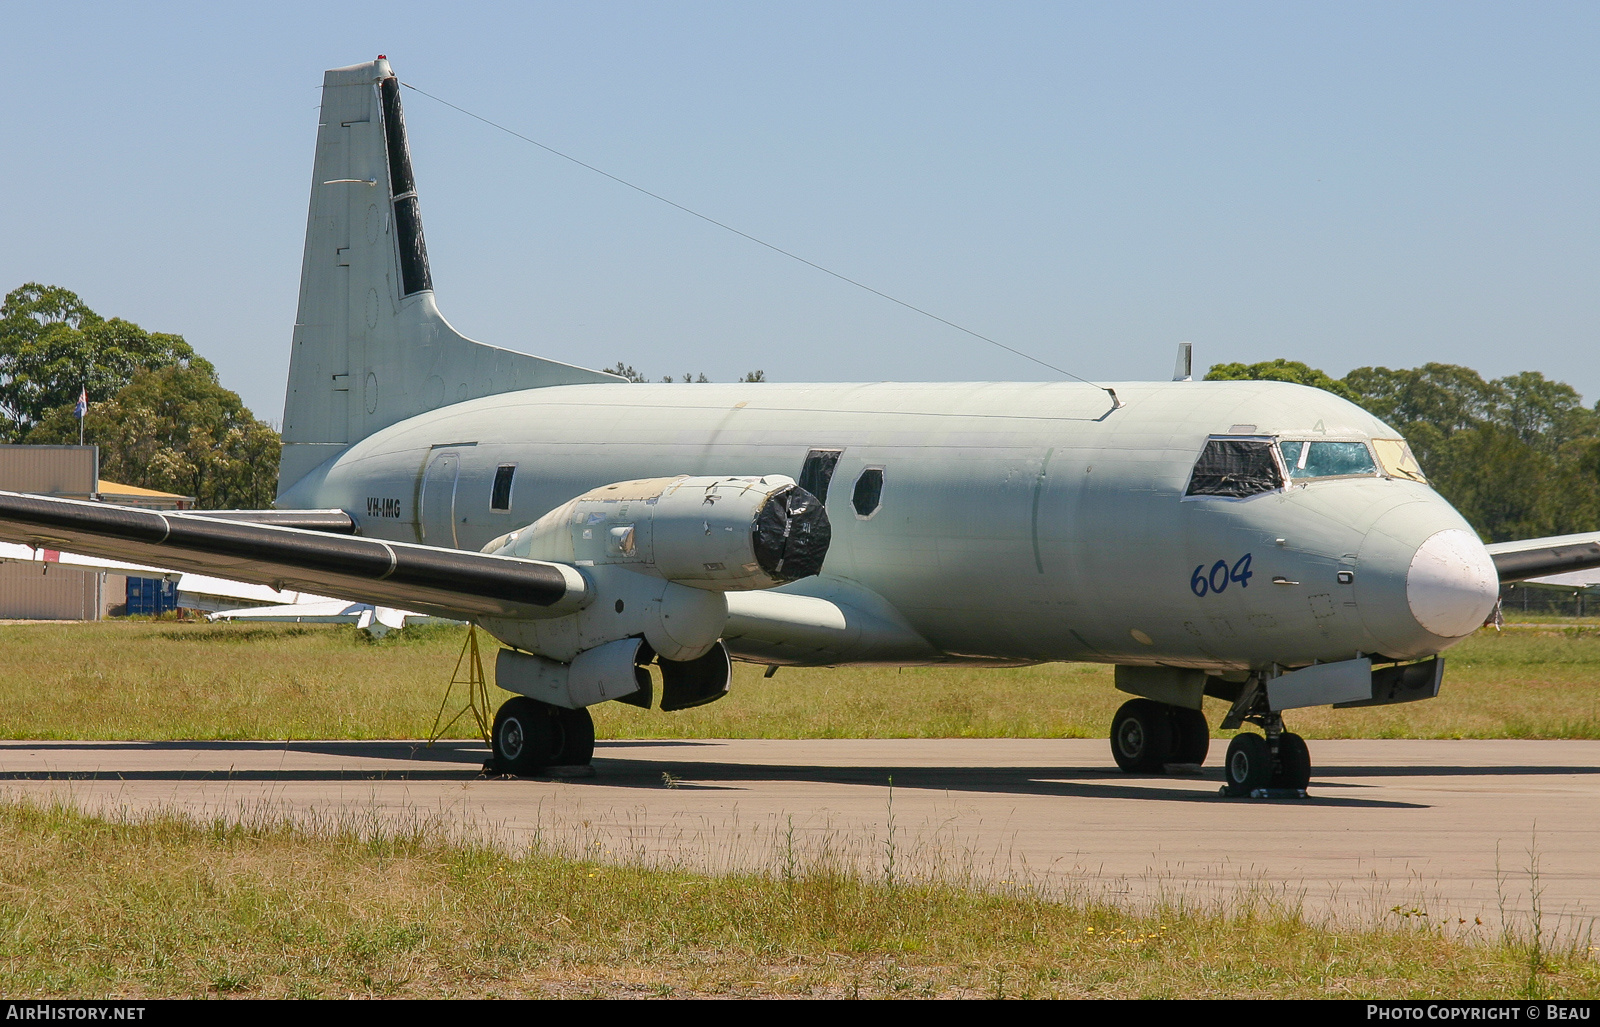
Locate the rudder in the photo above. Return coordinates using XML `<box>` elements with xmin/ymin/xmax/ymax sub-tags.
<box><xmin>279</xmin><ymin>57</ymin><xmax>618</xmax><ymax>495</ymax></box>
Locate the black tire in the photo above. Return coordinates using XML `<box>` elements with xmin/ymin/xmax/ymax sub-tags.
<box><xmin>1223</xmin><ymin>733</ymin><xmax>1273</xmax><ymax>797</ymax></box>
<box><xmin>553</xmin><ymin>705</ymin><xmax>596</xmax><ymax>766</ymax></box>
<box><xmin>1110</xmin><ymin>699</ymin><xmax>1176</xmax><ymax>773</ymax></box>
<box><xmin>1168</xmin><ymin>706</ymin><xmax>1210</xmax><ymax>766</ymax></box>
<box><xmin>1273</xmin><ymin>732</ymin><xmax>1311</xmax><ymax>790</ymax></box>
<box><xmin>491</xmin><ymin>696</ymin><xmax>559</xmax><ymax>774</ymax></box>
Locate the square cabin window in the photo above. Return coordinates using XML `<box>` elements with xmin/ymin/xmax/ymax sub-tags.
<box><xmin>491</xmin><ymin>464</ymin><xmax>516</xmax><ymax>511</ymax></box>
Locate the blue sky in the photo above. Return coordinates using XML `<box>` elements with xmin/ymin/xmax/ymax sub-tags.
<box><xmin>2</xmin><ymin>2</ymin><xmax>1595</xmax><ymax>420</ymax></box>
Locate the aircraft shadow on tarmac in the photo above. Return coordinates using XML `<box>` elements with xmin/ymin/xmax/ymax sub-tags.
<box><xmin>0</xmin><ymin>739</ymin><xmax>1508</xmax><ymax>808</ymax></box>
<box><xmin>2</xmin><ymin>739</ymin><xmax>1593</xmax><ymax>808</ymax></box>
<box><xmin>577</xmin><ymin>758</ymin><xmax>1431</xmax><ymax>808</ymax></box>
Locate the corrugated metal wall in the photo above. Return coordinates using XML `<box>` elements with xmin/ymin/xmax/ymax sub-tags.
<box><xmin>0</xmin><ymin>563</ymin><xmax>101</xmax><ymax>621</ymax></box>
<box><xmin>0</xmin><ymin>446</ymin><xmax>96</xmax><ymax>498</ymax></box>
<box><xmin>0</xmin><ymin>445</ymin><xmax>104</xmax><ymax>619</ymax></box>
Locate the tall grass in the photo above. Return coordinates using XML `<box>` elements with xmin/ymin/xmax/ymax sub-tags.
<box><xmin>0</xmin><ymin>619</ymin><xmax>1597</xmax><ymax>740</ymax></box>
<box><xmin>0</xmin><ymin>795</ymin><xmax>1594</xmax><ymax>998</ymax></box>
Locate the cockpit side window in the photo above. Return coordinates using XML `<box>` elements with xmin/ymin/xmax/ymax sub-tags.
<box><xmin>1372</xmin><ymin>439</ymin><xmax>1429</xmax><ymax>483</ymax></box>
<box><xmin>1278</xmin><ymin>441</ymin><xmax>1378</xmax><ymax>480</ymax></box>
<box><xmin>1185</xmin><ymin>438</ymin><xmax>1285</xmax><ymax>498</ymax></box>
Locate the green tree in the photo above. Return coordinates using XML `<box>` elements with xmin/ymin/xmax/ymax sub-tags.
<box><xmin>1203</xmin><ymin>359</ymin><xmax>1357</xmax><ymax>402</ymax></box>
<box><xmin>32</xmin><ymin>363</ymin><xmax>280</xmax><ymax>509</ymax></box>
<box><xmin>0</xmin><ymin>284</ymin><xmax>198</xmax><ymax>438</ymax></box>
<box><xmin>1342</xmin><ymin>363</ymin><xmax>1499</xmax><ymax>439</ymax></box>
<box><xmin>1490</xmin><ymin>371</ymin><xmax>1595</xmax><ymax>454</ymax></box>
<box><xmin>1418</xmin><ymin>425</ymin><xmax>1562</xmax><ymax>542</ymax></box>
<box><xmin>604</xmin><ymin>361</ymin><xmax>647</xmax><ymax>383</ymax></box>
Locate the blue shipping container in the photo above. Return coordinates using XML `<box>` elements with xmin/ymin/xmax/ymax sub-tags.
<box><xmin>125</xmin><ymin>577</ymin><xmax>178</xmax><ymax>616</ymax></box>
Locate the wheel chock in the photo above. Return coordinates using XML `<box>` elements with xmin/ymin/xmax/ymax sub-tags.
<box><xmin>1216</xmin><ymin>786</ymin><xmax>1310</xmax><ymax>799</ymax></box>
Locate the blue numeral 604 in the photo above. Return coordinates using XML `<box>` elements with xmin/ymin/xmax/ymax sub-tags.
<box><xmin>1191</xmin><ymin>554</ymin><xmax>1253</xmax><ymax>597</ymax></box>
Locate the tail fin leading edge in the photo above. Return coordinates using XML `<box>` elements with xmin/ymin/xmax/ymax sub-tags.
<box><xmin>279</xmin><ymin>58</ymin><xmax>619</xmax><ymax>496</ymax></box>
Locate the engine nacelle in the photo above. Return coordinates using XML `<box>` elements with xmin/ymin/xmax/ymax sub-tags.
<box><xmin>482</xmin><ymin>475</ymin><xmax>830</xmax><ymax>592</ymax></box>
<box><xmin>477</xmin><ymin>475</ymin><xmax>829</xmax><ymax>705</ymax></box>
<box><xmin>481</xmin><ymin>563</ymin><xmax>729</xmax><ymax>664</ymax></box>
<box><xmin>496</xmin><ymin>637</ymin><xmax>733</xmax><ymax>712</ymax></box>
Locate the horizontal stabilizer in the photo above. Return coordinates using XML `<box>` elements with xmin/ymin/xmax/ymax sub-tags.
<box><xmin>0</xmin><ymin>491</ymin><xmax>590</xmax><ymax>621</ymax></box>
<box><xmin>1485</xmin><ymin>532</ymin><xmax>1600</xmax><ymax>583</ymax></box>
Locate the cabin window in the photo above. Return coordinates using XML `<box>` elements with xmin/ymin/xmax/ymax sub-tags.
<box><xmin>1278</xmin><ymin>441</ymin><xmax>1378</xmax><ymax>480</ymax></box>
<box><xmin>491</xmin><ymin>464</ymin><xmax>516</xmax><ymax>511</ymax></box>
<box><xmin>852</xmin><ymin>468</ymin><xmax>884</xmax><ymax>518</ymax></box>
<box><xmin>1372</xmin><ymin>439</ymin><xmax>1429</xmax><ymax>483</ymax></box>
<box><xmin>798</xmin><ymin>449</ymin><xmax>843</xmax><ymax>503</ymax></box>
<box><xmin>1184</xmin><ymin>439</ymin><xmax>1284</xmax><ymax>498</ymax></box>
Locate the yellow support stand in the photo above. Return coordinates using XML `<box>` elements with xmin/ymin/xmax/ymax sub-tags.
<box><xmin>428</xmin><ymin>625</ymin><xmax>494</xmax><ymax>747</ymax></box>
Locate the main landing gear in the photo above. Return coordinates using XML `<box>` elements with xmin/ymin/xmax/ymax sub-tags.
<box><xmin>490</xmin><ymin>696</ymin><xmax>596</xmax><ymax>775</ymax></box>
<box><xmin>1109</xmin><ymin>698</ymin><xmax>1210</xmax><ymax>772</ymax></box>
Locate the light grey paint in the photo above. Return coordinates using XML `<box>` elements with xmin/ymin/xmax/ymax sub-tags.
<box><xmin>281</xmin><ymin>376</ymin><xmax>1488</xmax><ymax>671</ymax></box>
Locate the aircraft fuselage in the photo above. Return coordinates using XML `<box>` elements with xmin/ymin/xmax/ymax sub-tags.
<box><xmin>280</xmin><ymin>376</ymin><xmax>1497</xmax><ymax>672</ymax></box>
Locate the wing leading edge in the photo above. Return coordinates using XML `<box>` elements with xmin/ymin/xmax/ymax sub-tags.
<box><xmin>1486</xmin><ymin>532</ymin><xmax>1600</xmax><ymax>583</ymax></box>
<box><xmin>0</xmin><ymin>491</ymin><xmax>589</xmax><ymax>621</ymax></box>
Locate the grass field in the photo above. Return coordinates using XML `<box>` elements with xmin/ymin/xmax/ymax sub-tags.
<box><xmin>4</xmin><ymin>620</ymin><xmax>1598</xmax><ymax>999</ymax></box>
<box><xmin>0</xmin><ymin>618</ymin><xmax>1597</xmax><ymax>741</ymax></box>
<box><xmin>0</xmin><ymin>796</ymin><xmax>1593</xmax><ymax>999</ymax></box>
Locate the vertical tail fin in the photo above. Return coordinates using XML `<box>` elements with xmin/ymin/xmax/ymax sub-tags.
<box><xmin>279</xmin><ymin>58</ymin><xmax>618</xmax><ymax>495</ymax></box>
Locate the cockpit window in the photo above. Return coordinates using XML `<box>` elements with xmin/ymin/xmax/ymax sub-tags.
<box><xmin>1278</xmin><ymin>441</ymin><xmax>1378</xmax><ymax>480</ymax></box>
<box><xmin>1372</xmin><ymin>439</ymin><xmax>1429</xmax><ymax>483</ymax></box>
<box><xmin>1185</xmin><ymin>439</ymin><xmax>1285</xmax><ymax>498</ymax></box>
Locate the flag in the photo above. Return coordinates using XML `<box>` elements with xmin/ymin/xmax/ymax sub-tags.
<box><xmin>74</xmin><ymin>388</ymin><xmax>87</xmax><ymax>419</ymax></box>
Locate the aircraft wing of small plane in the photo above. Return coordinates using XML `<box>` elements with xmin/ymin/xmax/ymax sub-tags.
<box><xmin>207</xmin><ymin>600</ymin><xmax>434</xmax><ymax>634</ymax></box>
<box><xmin>1485</xmin><ymin>532</ymin><xmax>1600</xmax><ymax>583</ymax></box>
<box><xmin>0</xmin><ymin>491</ymin><xmax>589</xmax><ymax>623</ymax></box>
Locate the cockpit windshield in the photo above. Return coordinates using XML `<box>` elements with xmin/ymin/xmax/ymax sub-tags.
<box><xmin>1278</xmin><ymin>441</ymin><xmax>1378</xmax><ymax>480</ymax></box>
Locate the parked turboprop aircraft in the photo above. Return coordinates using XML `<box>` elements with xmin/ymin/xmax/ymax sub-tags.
<box><xmin>2</xmin><ymin>58</ymin><xmax>1596</xmax><ymax>795</ymax></box>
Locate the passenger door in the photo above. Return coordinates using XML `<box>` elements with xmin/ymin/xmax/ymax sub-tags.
<box><xmin>418</xmin><ymin>450</ymin><xmax>461</xmax><ymax>547</ymax></box>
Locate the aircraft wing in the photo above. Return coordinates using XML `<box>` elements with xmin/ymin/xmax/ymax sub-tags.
<box><xmin>0</xmin><ymin>491</ymin><xmax>588</xmax><ymax>621</ymax></box>
<box><xmin>1486</xmin><ymin>532</ymin><xmax>1600</xmax><ymax>583</ymax></box>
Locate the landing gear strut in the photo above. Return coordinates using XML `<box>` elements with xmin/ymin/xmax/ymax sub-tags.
<box><xmin>490</xmin><ymin>697</ymin><xmax>595</xmax><ymax>775</ymax></box>
<box><xmin>1218</xmin><ymin>676</ymin><xmax>1312</xmax><ymax>797</ymax></box>
<box><xmin>1109</xmin><ymin>699</ymin><xmax>1211</xmax><ymax>773</ymax></box>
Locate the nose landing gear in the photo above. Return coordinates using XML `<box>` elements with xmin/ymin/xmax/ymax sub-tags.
<box><xmin>1218</xmin><ymin>676</ymin><xmax>1312</xmax><ymax>797</ymax></box>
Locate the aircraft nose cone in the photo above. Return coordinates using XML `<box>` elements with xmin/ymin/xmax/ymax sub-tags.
<box><xmin>1406</xmin><ymin>528</ymin><xmax>1499</xmax><ymax>638</ymax></box>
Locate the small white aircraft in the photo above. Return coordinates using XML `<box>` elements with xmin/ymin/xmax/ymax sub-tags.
<box><xmin>0</xmin><ymin>58</ymin><xmax>1594</xmax><ymax>795</ymax></box>
<box><xmin>0</xmin><ymin>542</ymin><xmax>428</xmax><ymax>632</ymax></box>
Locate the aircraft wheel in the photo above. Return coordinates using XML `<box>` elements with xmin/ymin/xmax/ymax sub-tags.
<box><xmin>1273</xmin><ymin>732</ymin><xmax>1311</xmax><ymax>790</ymax></box>
<box><xmin>1168</xmin><ymin>706</ymin><xmax>1210</xmax><ymax>766</ymax></box>
<box><xmin>1223</xmin><ymin>733</ymin><xmax>1273</xmax><ymax>797</ymax></box>
<box><xmin>1110</xmin><ymin>699</ymin><xmax>1175</xmax><ymax>773</ymax></box>
<box><xmin>553</xmin><ymin>705</ymin><xmax>595</xmax><ymax>766</ymax></box>
<box><xmin>491</xmin><ymin>697</ymin><xmax>559</xmax><ymax>774</ymax></box>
